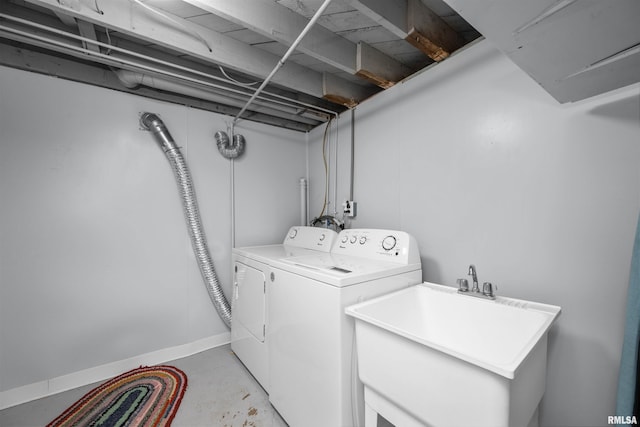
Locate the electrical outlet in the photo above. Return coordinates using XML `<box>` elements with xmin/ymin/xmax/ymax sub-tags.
<box><xmin>343</xmin><ymin>200</ymin><xmax>356</xmax><ymax>217</ymax></box>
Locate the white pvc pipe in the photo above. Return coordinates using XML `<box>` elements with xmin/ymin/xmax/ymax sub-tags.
<box><xmin>299</xmin><ymin>178</ymin><xmax>308</xmax><ymax>226</ymax></box>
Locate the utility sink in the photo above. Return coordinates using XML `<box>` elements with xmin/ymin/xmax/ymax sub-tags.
<box><xmin>345</xmin><ymin>282</ymin><xmax>561</xmax><ymax>427</ymax></box>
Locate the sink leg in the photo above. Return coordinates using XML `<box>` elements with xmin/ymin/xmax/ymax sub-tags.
<box><xmin>365</xmin><ymin>402</ymin><xmax>378</xmax><ymax>427</ymax></box>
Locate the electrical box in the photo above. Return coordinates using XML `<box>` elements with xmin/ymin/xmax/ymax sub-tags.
<box><xmin>343</xmin><ymin>200</ymin><xmax>356</xmax><ymax>218</ymax></box>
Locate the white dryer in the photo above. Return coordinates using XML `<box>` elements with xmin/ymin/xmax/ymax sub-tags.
<box><xmin>267</xmin><ymin>228</ymin><xmax>422</xmax><ymax>427</ymax></box>
<box><xmin>231</xmin><ymin>226</ymin><xmax>337</xmax><ymax>390</ymax></box>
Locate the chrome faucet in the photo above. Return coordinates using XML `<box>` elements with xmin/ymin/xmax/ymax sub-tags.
<box><xmin>468</xmin><ymin>264</ymin><xmax>479</xmax><ymax>293</ymax></box>
<box><xmin>457</xmin><ymin>264</ymin><xmax>496</xmax><ymax>300</ymax></box>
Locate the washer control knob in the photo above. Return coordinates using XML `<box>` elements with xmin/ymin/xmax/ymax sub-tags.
<box><xmin>319</xmin><ymin>233</ymin><xmax>326</xmax><ymax>241</ymax></box>
<box><xmin>341</xmin><ymin>235</ymin><xmax>349</xmax><ymax>243</ymax></box>
<box><xmin>359</xmin><ymin>236</ymin><xmax>367</xmax><ymax>245</ymax></box>
<box><xmin>288</xmin><ymin>228</ymin><xmax>298</xmax><ymax>239</ymax></box>
<box><xmin>382</xmin><ymin>235</ymin><xmax>397</xmax><ymax>251</ymax></box>
<box><xmin>350</xmin><ymin>235</ymin><xmax>358</xmax><ymax>244</ymax></box>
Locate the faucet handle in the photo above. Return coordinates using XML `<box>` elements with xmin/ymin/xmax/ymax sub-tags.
<box><xmin>457</xmin><ymin>278</ymin><xmax>469</xmax><ymax>292</ymax></box>
<box><xmin>482</xmin><ymin>282</ymin><xmax>495</xmax><ymax>297</ymax></box>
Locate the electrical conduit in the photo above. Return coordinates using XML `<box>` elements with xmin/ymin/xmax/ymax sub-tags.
<box><xmin>140</xmin><ymin>112</ymin><xmax>232</xmax><ymax>328</ymax></box>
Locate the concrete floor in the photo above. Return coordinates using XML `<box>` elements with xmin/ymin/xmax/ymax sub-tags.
<box><xmin>0</xmin><ymin>345</ymin><xmax>288</xmax><ymax>427</ymax></box>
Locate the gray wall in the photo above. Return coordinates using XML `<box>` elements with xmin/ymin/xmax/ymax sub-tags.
<box><xmin>309</xmin><ymin>40</ymin><xmax>640</xmax><ymax>427</ymax></box>
<box><xmin>0</xmin><ymin>66</ymin><xmax>305</xmax><ymax>397</ymax></box>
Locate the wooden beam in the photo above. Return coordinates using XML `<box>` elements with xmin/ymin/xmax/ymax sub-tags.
<box><xmin>350</xmin><ymin>0</ymin><xmax>463</xmax><ymax>61</ymax></box>
<box><xmin>405</xmin><ymin>0</ymin><xmax>463</xmax><ymax>61</ymax></box>
<box><xmin>356</xmin><ymin>42</ymin><xmax>412</xmax><ymax>88</ymax></box>
<box><xmin>18</xmin><ymin>0</ymin><xmax>370</xmax><ymax>104</ymax></box>
<box><xmin>322</xmin><ymin>72</ymin><xmax>378</xmax><ymax>108</ymax></box>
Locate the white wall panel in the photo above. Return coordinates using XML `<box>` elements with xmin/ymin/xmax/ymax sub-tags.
<box><xmin>232</xmin><ymin>120</ymin><xmax>307</xmax><ymax>247</ymax></box>
<box><xmin>0</xmin><ymin>66</ymin><xmax>305</xmax><ymax>397</ymax></box>
<box><xmin>309</xmin><ymin>40</ymin><xmax>640</xmax><ymax>427</ymax></box>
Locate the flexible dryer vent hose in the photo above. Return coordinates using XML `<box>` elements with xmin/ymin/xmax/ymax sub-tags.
<box><xmin>215</xmin><ymin>131</ymin><xmax>245</xmax><ymax>159</ymax></box>
<box><xmin>140</xmin><ymin>112</ymin><xmax>232</xmax><ymax>328</ymax></box>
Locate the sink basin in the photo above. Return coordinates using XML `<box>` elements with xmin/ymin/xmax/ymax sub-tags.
<box><xmin>345</xmin><ymin>282</ymin><xmax>561</xmax><ymax>427</ymax></box>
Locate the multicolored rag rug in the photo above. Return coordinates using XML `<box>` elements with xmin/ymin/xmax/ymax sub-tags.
<box><xmin>47</xmin><ymin>365</ymin><xmax>188</xmax><ymax>427</ymax></box>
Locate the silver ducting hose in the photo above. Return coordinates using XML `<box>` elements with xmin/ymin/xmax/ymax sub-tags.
<box><xmin>214</xmin><ymin>130</ymin><xmax>245</xmax><ymax>159</ymax></box>
<box><xmin>140</xmin><ymin>112</ymin><xmax>232</xmax><ymax>328</ymax></box>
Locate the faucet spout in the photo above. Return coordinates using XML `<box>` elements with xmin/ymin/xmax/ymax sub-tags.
<box><xmin>468</xmin><ymin>264</ymin><xmax>479</xmax><ymax>292</ymax></box>
<box><xmin>458</xmin><ymin>264</ymin><xmax>496</xmax><ymax>300</ymax></box>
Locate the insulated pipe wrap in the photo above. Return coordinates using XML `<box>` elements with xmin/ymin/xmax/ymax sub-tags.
<box><xmin>140</xmin><ymin>112</ymin><xmax>232</xmax><ymax>328</ymax></box>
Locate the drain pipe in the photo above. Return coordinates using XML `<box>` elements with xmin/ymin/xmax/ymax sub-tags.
<box><xmin>299</xmin><ymin>178</ymin><xmax>308</xmax><ymax>226</ymax></box>
<box><xmin>233</xmin><ymin>0</ymin><xmax>333</xmax><ymax>126</ymax></box>
<box><xmin>140</xmin><ymin>112</ymin><xmax>232</xmax><ymax>328</ymax></box>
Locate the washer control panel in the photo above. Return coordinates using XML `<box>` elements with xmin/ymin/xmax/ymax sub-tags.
<box><xmin>283</xmin><ymin>226</ymin><xmax>337</xmax><ymax>252</ymax></box>
<box><xmin>333</xmin><ymin>229</ymin><xmax>420</xmax><ymax>265</ymax></box>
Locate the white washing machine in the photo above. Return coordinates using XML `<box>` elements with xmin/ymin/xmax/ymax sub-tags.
<box><xmin>231</xmin><ymin>226</ymin><xmax>337</xmax><ymax>391</ymax></box>
<box><xmin>267</xmin><ymin>228</ymin><xmax>422</xmax><ymax>427</ymax></box>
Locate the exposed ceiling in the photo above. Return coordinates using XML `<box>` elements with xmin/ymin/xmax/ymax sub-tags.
<box><xmin>0</xmin><ymin>0</ymin><xmax>480</xmax><ymax>131</ymax></box>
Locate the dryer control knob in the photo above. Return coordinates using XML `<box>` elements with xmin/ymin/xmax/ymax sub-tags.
<box><xmin>288</xmin><ymin>228</ymin><xmax>298</xmax><ymax>239</ymax></box>
<box><xmin>382</xmin><ymin>235</ymin><xmax>397</xmax><ymax>251</ymax></box>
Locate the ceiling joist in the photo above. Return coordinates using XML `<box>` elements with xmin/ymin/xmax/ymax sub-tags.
<box><xmin>182</xmin><ymin>0</ymin><xmax>413</xmax><ymax>88</ymax></box>
<box><xmin>350</xmin><ymin>0</ymin><xmax>464</xmax><ymax>61</ymax></box>
<box><xmin>19</xmin><ymin>0</ymin><xmax>375</xmax><ymax>106</ymax></box>
<box><xmin>1</xmin><ymin>0</ymin><xmax>481</xmax><ymax>131</ymax></box>
<box><xmin>356</xmin><ymin>41</ymin><xmax>412</xmax><ymax>88</ymax></box>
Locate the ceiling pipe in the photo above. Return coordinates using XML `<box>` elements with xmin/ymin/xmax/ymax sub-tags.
<box><xmin>233</xmin><ymin>0</ymin><xmax>334</xmax><ymax>126</ymax></box>
<box><xmin>114</xmin><ymin>69</ymin><xmax>320</xmax><ymax>126</ymax></box>
<box><xmin>0</xmin><ymin>13</ymin><xmax>339</xmax><ymax>121</ymax></box>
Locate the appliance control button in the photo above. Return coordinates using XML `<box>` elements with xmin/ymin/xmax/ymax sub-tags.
<box><xmin>288</xmin><ymin>228</ymin><xmax>298</xmax><ymax>239</ymax></box>
<box><xmin>382</xmin><ymin>235</ymin><xmax>397</xmax><ymax>251</ymax></box>
<box><xmin>359</xmin><ymin>237</ymin><xmax>367</xmax><ymax>244</ymax></box>
<box><xmin>319</xmin><ymin>234</ymin><xmax>325</xmax><ymax>241</ymax></box>
<box><xmin>350</xmin><ymin>235</ymin><xmax>357</xmax><ymax>244</ymax></box>
<box><xmin>341</xmin><ymin>235</ymin><xmax>348</xmax><ymax>243</ymax></box>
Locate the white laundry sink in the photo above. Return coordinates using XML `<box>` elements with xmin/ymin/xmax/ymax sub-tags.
<box><xmin>345</xmin><ymin>282</ymin><xmax>561</xmax><ymax>427</ymax></box>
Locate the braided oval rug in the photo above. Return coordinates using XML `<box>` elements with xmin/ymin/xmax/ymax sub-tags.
<box><xmin>47</xmin><ymin>365</ymin><xmax>188</xmax><ymax>427</ymax></box>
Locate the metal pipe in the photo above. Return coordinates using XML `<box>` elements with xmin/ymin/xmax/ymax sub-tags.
<box><xmin>350</xmin><ymin>108</ymin><xmax>355</xmax><ymax>201</ymax></box>
<box><xmin>115</xmin><ymin>70</ymin><xmax>319</xmax><ymax>126</ymax></box>
<box><xmin>333</xmin><ymin>113</ymin><xmax>339</xmax><ymax>216</ymax></box>
<box><xmin>230</xmin><ymin>153</ymin><xmax>236</xmax><ymax>249</ymax></box>
<box><xmin>233</xmin><ymin>0</ymin><xmax>334</xmax><ymax>125</ymax></box>
<box><xmin>0</xmin><ymin>13</ymin><xmax>338</xmax><ymax>118</ymax></box>
<box><xmin>140</xmin><ymin>112</ymin><xmax>232</xmax><ymax>328</ymax></box>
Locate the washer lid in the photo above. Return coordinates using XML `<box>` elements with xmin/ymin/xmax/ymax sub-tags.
<box><xmin>233</xmin><ymin>244</ymin><xmax>320</xmax><ymax>265</ymax></box>
<box><xmin>276</xmin><ymin>253</ymin><xmax>421</xmax><ymax>287</ymax></box>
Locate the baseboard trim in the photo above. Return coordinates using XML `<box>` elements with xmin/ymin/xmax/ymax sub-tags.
<box><xmin>0</xmin><ymin>332</ymin><xmax>230</xmax><ymax>410</ymax></box>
